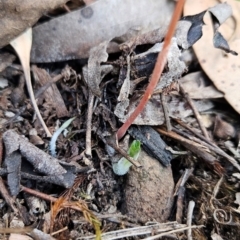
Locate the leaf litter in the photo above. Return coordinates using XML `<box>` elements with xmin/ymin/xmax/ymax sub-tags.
<box><xmin>0</xmin><ymin>0</ymin><xmax>240</xmax><ymax>239</ymax></box>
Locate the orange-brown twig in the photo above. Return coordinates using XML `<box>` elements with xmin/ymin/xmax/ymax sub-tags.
<box><xmin>116</xmin><ymin>0</ymin><xmax>185</xmax><ymax>140</ymax></box>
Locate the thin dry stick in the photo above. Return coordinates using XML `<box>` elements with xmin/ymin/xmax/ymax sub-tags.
<box><xmin>174</xmin><ymin>168</ymin><xmax>194</xmax><ymax>196</ymax></box>
<box><xmin>178</xmin><ymin>83</ymin><xmax>210</xmax><ymax>140</ymax></box>
<box><xmin>82</xmin><ymin>222</ymin><xmax>187</xmax><ymax>240</ymax></box>
<box><xmin>51</xmin><ymin>226</ymin><xmax>68</xmax><ymax>236</ymax></box>
<box><xmin>210</xmin><ymin>176</ymin><xmax>224</xmax><ymax>208</ymax></box>
<box><xmin>85</xmin><ymin>90</ymin><xmax>94</xmax><ymax>158</ymax></box>
<box><xmin>2</xmin><ymin>106</ymin><xmax>26</xmax><ymax>128</ymax></box>
<box><xmin>116</xmin><ymin>0</ymin><xmax>185</xmax><ymax>140</ymax></box>
<box><xmin>176</xmin><ymin>186</ymin><xmax>185</xmax><ymax>223</ymax></box>
<box><xmin>175</xmin><ymin>169</ymin><xmax>194</xmax><ymax>223</ymax></box>
<box><xmin>156</xmin><ymin>128</ymin><xmax>222</xmax><ymax>171</ymax></box>
<box><xmin>106</xmin><ymin>139</ymin><xmax>142</xmax><ymax>168</ymax></box>
<box><xmin>173</xmin><ymin>127</ymin><xmax>210</xmax><ymax>149</ymax></box>
<box><xmin>21</xmin><ymin>185</ymin><xmax>58</xmax><ymax>203</ymax></box>
<box><xmin>174</xmin><ymin>119</ymin><xmax>215</xmax><ymax>147</ymax></box>
<box><xmin>187</xmin><ymin>201</ymin><xmax>195</xmax><ymax>240</ymax></box>
<box><xmin>142</xmin><ymin>225</ymin><xmax>203</xmax><ymax>240</ymax></box>
<box><xmin>0</xmin><ymin>136</ymin><xmax>3</xmax><ymax>167</ymax></box>
<box><xmin>34</xmin><ymin>71</ymin><xmax>64</xmax><ymax>99</ymax></box>
<box><xmin>171</xmin><ymin>127</ymin><xmax>240</xmax><ymax>171</ymax></box>
<box><xmin>0</xmin><ymin>178</ymin><xmax>18</xmax><ymax>213</ymax></box>
<box><xmin>174</xmin><ymin>120</ymin><xmax>240</xmax><ymax>171</ymax></box>
<box><xmin>156</xmin><ymin>128</ymin><xmax>206</xmax><ymax>149</ymax></box>
<box><xmin>161</xmin><ymin>93</ymin><xmax>172</xmax><ymax>131</ymax></box>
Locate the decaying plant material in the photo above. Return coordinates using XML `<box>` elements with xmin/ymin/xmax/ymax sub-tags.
<box><xmin>2</xmin><ymin>130</ymin><xmax>76</xmax><ymax>189</ymax></box>
<box><xmin>0</xmin><ymin>0</ymin><xmax>69</xmax><ymax>48</ymax></box>
<box><xmin>10</xmin><ymin>28</ymin><xmax>52</xmax><ymax>137</ymax></box>
<box><xmin>30</xmin><ymin>0</ymin><xmax>175</xmax><ymax>62</ymax></box>
<box><xmin>185</xmin><ymin>0</ymin><xmax>240</xmax><ymax>114</ymax></box>
<box><xmin>0</xmin><ymin>0</ymin><xmax>240</xmax><ymax>239</ymax></box>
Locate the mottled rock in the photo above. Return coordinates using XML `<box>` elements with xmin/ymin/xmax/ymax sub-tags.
<box><xmin>122</xmin><ymin>150</ymin><xmax>174</xmax><ymax>222</ymax></box>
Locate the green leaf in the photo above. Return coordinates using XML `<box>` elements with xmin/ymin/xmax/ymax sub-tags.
<box><xmin>112</xmin><ymin>140</ymin><xmax>141</xmax><ymax>175</ymax></box>
<box><xmin>128</xmin><ymin>140</ymin><xmax>141</xmax><ymax>159</ymax></box>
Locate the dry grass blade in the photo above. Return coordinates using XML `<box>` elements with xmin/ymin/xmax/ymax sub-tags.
<box><xmin>51</xmin><ymin>196</ymin><xmax>101</xmax><ymax>239</ymax></box>
<box><xmin>10</xmin><ymin>28</ymin><xmax>52</xmax><ymax>137</ymax></box>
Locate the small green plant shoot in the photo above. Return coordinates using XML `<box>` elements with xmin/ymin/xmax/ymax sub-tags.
<box><xmin>112</xmin><ymin>140</ymin><xmax>141</xmax><ymax>175</ymax></box>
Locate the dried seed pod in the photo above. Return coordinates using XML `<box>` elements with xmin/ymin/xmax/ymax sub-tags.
<box><xmin>213</xmin><ymin>115</ymin><xmax>235</xmax><ymax>140</ymax></box>
<box><xmin>29</xmin><ymin>128</ymin><xmax>44</xmax><ymax>146</ymax></box>
<box><xmin>29</xmin><ymin>135</ymin><xmax>44</xmax><ymax>146</ymax></box>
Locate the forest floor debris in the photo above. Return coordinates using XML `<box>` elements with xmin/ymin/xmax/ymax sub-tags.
<box><xmin>0</xmin><ymin>0</ymin><xmax>240</xmax><ymax>239</ymax></box>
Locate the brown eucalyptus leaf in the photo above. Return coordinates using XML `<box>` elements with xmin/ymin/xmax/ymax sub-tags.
<box><xmin>85</xmin><ymin>41</ymin><xmax>109</xmax><ymax>97</ymax></box>
<box><xmin>184</xmin><ymin>0</ymin><xmax>240</xmax><ymax>113</ymax></box>
<box><xmin>10</xmin><ymin>28</ymin><xmax>51</xmax><ymax>137</ymax></box>
<box><xmin>115</xmin><ymin>94</ymin><xmax>214</xmax><ymax>125</ymax></box>
<box><xmin>0</xmin><ymin>0</ymin><xmax>68</xmax><ymax>48</ymax></box>
<box><xmin>31</xmin><ymin>0</ymin><xmax>175</xmax><ymax>62</ymax></box>
<box><xmin>177</xmin><ymin>2</ymin><xmax>237</xmax><ymax>56</ymax></box>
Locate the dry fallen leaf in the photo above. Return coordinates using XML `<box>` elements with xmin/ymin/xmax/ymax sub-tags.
<box><xmin>83</xmin><ymin>41</ymin><xmax>109</xmax><ymax>97</ymax></box>
<box><xmin>0</xmin><ymin>0</ymin><xmax>68</xmax><ymax>48</ymax></box>
<box><xmin>184</xmin><ymin>0</ymin><xmax>240</xmax><ymax>113</ymax></box>
<box><xmin>10</xmin><ymin>28</ymin><xmax>51</xmax><ymax>137</ymax></box>
<box><xmin>179</xmin><ymin>71</ymin><xmax>224</xmax><ymax>99</ymax></box>
<box><xmin>115</xmin><ymin>93</ymin><xmax>214</xmax><ymax>125</ymax></box>
<box><xmin>114</xmin><ymin>38</ymin><xmax>214</xmax><ymax>125</ymax></box>
<box><xmin>31</xmin><ymin>0</ymin><xmax>175</xmax><ymax>62</ymax></box>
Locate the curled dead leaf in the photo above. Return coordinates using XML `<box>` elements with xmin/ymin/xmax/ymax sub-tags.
<box><xmin>184</xmin><ymin>0</ymin><xmax>240</xmax><ymax>113</ymax></box>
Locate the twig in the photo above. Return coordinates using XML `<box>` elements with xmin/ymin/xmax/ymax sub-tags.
<box><xmin>63</xmin><ymin>4</ymin><xmax>71</xmax><ymax>12</ymax></box>
<box><xmin>170</xmin><ymin>127</ymin><xmax>240</xmax><ymax>171</ymax></box>
<box><xmin>187</xmin><ymin>201</ymin><xmax>195</xmax><ymax>240</ymax></box>
<box><xmin>34</xmin><ymin>71</ymin><xmax>64</xmax><ymax>99</ymax></box>
<box><xmin>0</xmin><ymin>135</ymin><xmax>3</xmax><ymax>167</ymax></box>
<box><xmin>21</xmin><ymin>185</ymin><xmax>58</xmax><ymax>203</ymax></box>
<box><xmin>176</xmin><ymin>186</ymin><xmax>185</xmax><ymax>223</ymax></box>
<box><xmin>82</xmin><ymin>222</ymin><xmax>188</xmax><ymax>240</ymax></box>
<box><xmin>116</xmin><ymin>0</ymin><xmax>185</xmax><ymax>140</ymax></box>
<box><xmin>0</xmin><ymin>177</ymin><xmax>18</xmax><ymax>213</ymax></box>
<box><xmin>142</xmin><ymin>225</ymin><xmax>203</xmax><ymax>240</ymax></box>
<box><xmin>179</xmin><ymin>83</ymin><xmax>210</xmax><ymax>140</ymax></box>
<box><xmin>174</xmin><ymin>168</ymin><xmax>194</xmax><ymax>196</ymax></box>
<box><xmin>156</xmin><ymin>128</ymin><xmax>208</xmax><ymax>151</ymax></box>
<box><xmin>174</xmin><ymin>119</ymin><xmax>215</xmax><ymax>147</ymax></box>
<box><xmin>85</xmin><ymin>90</ymin><xmax>94</xmax><ymax>158</ymax></box>
<box><xmin>104</xmin><ymin>217</ymin><xmax>139</xmax><ymax>228</ymax></box>
<box><xmin>175</xmin><ymin>169</ymin><xmax>194</xmax><ymax>223</ymax></box>
<box><xmin>161</xmin><ymin>93</ymin><xmax>172</xmax><ymax>131</ymax></box>
<box><xmin>210</xmin><ymin>176</ymin><xmax>224</xmax><ymax>209</ymax></box>
<box><xmin>51</xmin><ymin>226</ymin><xmax>68</xmax><ymax>236</ymax></box>
<box><xmin>156</xmin><ymin>128</ymin><xmax>223</xmax><ymax>172</ymax></box>
<box><xmin>174</xmin><ymin>120</ymin><xmax>240</xmax><ymax>170</ymax></box>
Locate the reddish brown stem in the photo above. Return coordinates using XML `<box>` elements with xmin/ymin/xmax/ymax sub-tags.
<box><xmin>116</xmin><ymin>0</ymin><xmax>185</xmax><ymax>140</ymax></box>
<box><xmin>21</xmin><ymin>185</ymin><xmax>58</xmax><ymax>203</ymax></box>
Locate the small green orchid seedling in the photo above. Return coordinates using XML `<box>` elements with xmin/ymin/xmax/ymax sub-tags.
<box><xmin>112</xmin><ymin>140</ymin><xmax>141</xmax><ymax>175</ymax></box>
